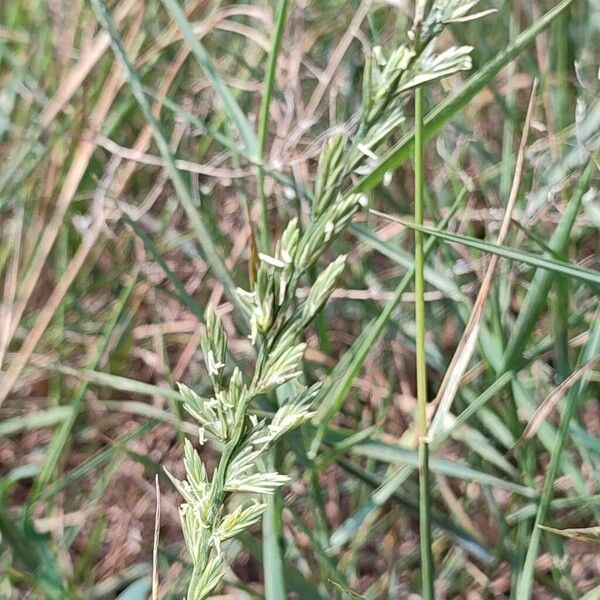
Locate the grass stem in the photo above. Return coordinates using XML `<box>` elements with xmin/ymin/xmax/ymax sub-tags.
<box><xmin>414</xmin><ymin>85</ymin><xmax>434</xmax><ymax>599</ymax></box>
<box><xmin>258</xmin><ymin>5</ymin><xmax>290</xmax><ymax>596</ymax></box>
<box><xmin>257</xmin><ymin>0</ymin><xmax>289</xmax><ymax>253</ymax></box>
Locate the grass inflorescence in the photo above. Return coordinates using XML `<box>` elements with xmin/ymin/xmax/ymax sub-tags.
<box><xmin>0</xmin><ymin>0</ymin><xmax>599</xmax><ymax>599</ymax></box>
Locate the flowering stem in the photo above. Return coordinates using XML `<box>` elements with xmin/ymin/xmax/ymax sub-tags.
<box><xmin>414</xmin><ymin>84</ymin><xmax>434</xmax><ymax>599</ymax></box>
<box><xmin>262</xmin><ymin>446</ymin><xmax>286</xmax><ymax>599</ymax></box>
<box><xmin>257</xmin><ymin>0</ymin><xmax>289</xmax><ymax>253</ymax></box>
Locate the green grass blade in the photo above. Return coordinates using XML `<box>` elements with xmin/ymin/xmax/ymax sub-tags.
<box><xmin>350</xmin><ymin>224</ymin><xmax>464</xmax><ymax>301</ymax></box>
<box><xmin>373</xmin><ymin>211</ymin><xmax>600</xmax><ymax>288</ymax></box>
<box><xmin>516</xmin><ymin>308</ymin><xmax>600</xmax><ymax>597</ymax></box>
<box><xmin>141</xmin><ymin>84</ymin><xmax>254</xmax><ymax>160</ymax></box>
<box><xmin>351</xmin><ymin>0</ymin><xmax>574</xmax><ymax>195</ymax></box>
<box><xmin>159</xmin><ymin>0</ymin><xmax>258</xmax><ymax>156</ymax></box>
<box><xmin>120</xmin><ymin>210</ymin><xmax>204</xmax><ymax>319</ymax></box>
<box><xmin>39</xmin><ymin>420</ymin><xmax>158</xmax><ymax>501</ymax></box>
<box><xmin>0</xmin><ymin>509</ymin><xmax>71</xmax><ymax>600</ymax></box>
<box><xmin>89</xmin><ymin>0</ymin><xmax>243</xmax><ymax>316</ymax></box>
<box><xmin>45</xmin><ymin>365</ymin><xmax>183</xmax><ymax>403</ymax></box>
<box><xmin>257</xmin><ymin>0</ymin><xmax>289</xmax><ymax>252</ymax></box>
<box><xmin>329</xmin><ymin>373</ymin><xmax>513</xmax><ymax>550</ymax></box>
<box><xmin>115</xmin><ymin>577</ymin><xmax>152</xmax><ymax>600</ymax></box>
<box><xmin>308</xmin><ymin>196</ymin><xmax>463</xmax><ymax>459</ymax></box>
<box><xmin>324</xmin><ymin>431</ymin><xmax>534</xmax><ymax>497</ymax></box>
<box><xmin>500</xmin><ymin>160</ymin><xmax>596</xmax><ymax>371</ymax></box>
<box><xmin>0</xmin><ymin>406</ymin><xmax>70</xmax><ymax>437</ymax></box>
<box><xmin>337</xmin><ymin>458</ymin><xmax>495</xmax><ymax>564</ymax></box>
<box><xmin>30</xmin><ymin>274</ymin><xmax>137</xmax><ymax>499</ymax></box>
<box><xmin>506</xmin><ymin>494</ymin><xmax>600</xmax><ymax>525</ymax></box>
<box><xmin>240</xmin><ymin>533</ymin><xmax>326</xmax><ymax>599</ymax></box>
<box><xmin>328</xmin><ymin>580</ymin><xmax>366</xmax><ymax>599</ymax></box>
<box><xmin>581</xmin><ymin>584</ymin><xmax>600</xmax><ymax>600</ymax></box>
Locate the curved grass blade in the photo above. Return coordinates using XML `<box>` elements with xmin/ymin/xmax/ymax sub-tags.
<box><xmin>119</xmin><ymin>209</ymin><xmax>204</xmax><ymax>319</ymax></box>
<box><xmin>506</xmin><ymin>494</ymin><xmax>600</xmax><ymax>525</ymax></box>
<box><xmin>337</xmin><ymin>458</ymin><xmax>495</xmax><ymax>565</ymax></box>
<box><xmin>516</xmin><ymin>309</ymin><xmax>600</xmax><ymax>597</ymax></box>
<box><xmin>500</xmin><ymin>159</ymin><xmax>597</xmax><ymax>372</ymax></box>
<box><xmin>308</xmin><ymin>196</ymin><xmax>463</xmax><ymax>459</ymax></box>
<box><xmin>29</xmin><ymin>272</ymin><xmax>138</xmax><ymax>501</ymax></box>
<box><xmin>350</xmin><ymin>224</ymin><xmax>464</xmax><ymax>301</ymax></box>
<box><xmin>40</xmin><ymin>420</ymin><xmax>158</xmax><ymax>501</ymax></box>
<box><xmin>45</xmin><ymin>365</ymin><xmax>182</xmax><ymax>403</ymax></box>
<box><xmin>371</xmin><ymin>211</ymin><xmax>600</xmax><ymax>288</ymax></box>
<box><xmin>89</xmin><ymin>0</ymin><xmax>243</xmax><ymax>316</ymax></box>
<box><xmin>160</xmin><ymin>0</ymin><xmax>258</xmax><ymax>156</ymax></box>
<box><xmin>329</xmin><ymin>373</ymin><xmax>512</xmax><ymax>550</ymax></box>
<box><xmin>0</xmin><ymin>509</ymin><xmax>73</xmax><ymax>600</ymax></box>
<box><xmin>328</xmin><ymin>579</ymin><xmax>366</xmax><ymax>599</ymax></box>
<box><xmin>324</xmin><ymin>430</ymin><xmax>534</xmax><ymax>497</ymax></box>
<box><xmin>0</xmin><ymin>406</ymin><xmax>71</xmax><ymax>438</ymax></box>
<box><xmin>427</xmin><ymin>80</ymin><xmax>537</xmax><ymax>440</ymax></box>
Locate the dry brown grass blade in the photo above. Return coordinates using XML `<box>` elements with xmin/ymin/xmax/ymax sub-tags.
<box><xmin>135</xmin><ymin>5</ymin><xmax>268</xmax><ymax>73</ymax></box>
<box><xmin>0</xmin><ymin>218</ymin><xmax>105</xmax><ymax>408</ymax></box>
<box><xmin>537</xmin><ymin>525</ymin><xmax>600</xmax><ymax>543</ymax></box>
<box><xmin>109</xmin><ymin>46</ymin><xmax>190</xmax><ymax>198</ymax></box>
<box><xmin>5</xmin><ymin>7</ymin><xmax>144</xmax><ymax>351</ymax></box>
<box><xmin>520</xmin><ymin>352</ymin><xmax>600</xmax><ymax>443</ymax></box>
<box><xmin>40</xmin><ymin>0</ymin><xmax>137</xmax><ymax>127</ymax></box>
<box><xmin>0</xmin><ymin>151</ymin><xmax>124</xmax><ymax>407</ymax></box>
<box><xmin>0</xmin><ymin>211</ymin><xmax>23</xmax><ymax>369</ymax></box>
<box><xmin>0</xmin><ymin>10</ymin><xmax>146</xmax><ymax>407</ymax></box>
<box><xmin>97</xmin><ymin>135</ymin><xmax>250</xmax><ymax>178</ymax></box>
<box><xmin>173</xmin><ymin>324</ymin><xmax>204</xmax><ymax>381</ymax></box>
<box><xmin>303</xmin><ymin>0</ymin><xmax>371</xmax><ymax>119</ymax></box>
<box><xmin>437</xmin><ymin>475</ymin><xmax>484</xmax><ymax>544</ymax></box>
<box><xmin>531</xmin><ymin>1</ymin><xmax>559</xmax><ymax>161</ymax></box>
<box><xmin>428</xmin><ymin>79</ymin><xmax>539</xmax><ymax>440</ymax></box>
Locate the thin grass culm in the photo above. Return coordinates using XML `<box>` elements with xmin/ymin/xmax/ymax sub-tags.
<box><xmin>413</xmin><ymin>5</ymin><xmax>434</xmax><ymax>596</ymax></box>
<box><xmin>4</xmin><ymin>0</ymin><xmax>600</xmax><ymax>599</ymax></box>
<box><xmin>413</xmin><ymin>45</ymin><xmax>435</xmax><ymax>600</ymax></box>
<box><xmin>168</xmin><ymin>2</ymin><xmax>495</xmax><ymax>598</ymax></box>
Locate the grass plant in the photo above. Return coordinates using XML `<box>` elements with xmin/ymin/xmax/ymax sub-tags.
<box><xmin>0</xmin><ymin>0</ymin><xmax>598</xmax><ymax>599</ymax></box>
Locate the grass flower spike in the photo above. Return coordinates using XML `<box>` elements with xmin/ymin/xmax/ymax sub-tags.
<box><xmin>2</xmin><ymin>0</ymin><xmax>597</xmax><ymax>599</ymax></box>
<box><xmin>170</xmin><ymin>193</ymin><xmax>360</xmax><ymax>598</ymax></box>
<box><xmin>170</xmin><ymin>1</ymin><xmax>511</xmax><ymax>598</ymax></box>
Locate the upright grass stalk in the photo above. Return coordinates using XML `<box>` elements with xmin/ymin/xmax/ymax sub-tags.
<box><xmin>414</xmin><ymin>84</ymin><xmax>434</xmax><ymax>599</ymax></box>
<box><xmin>257</xmin><ymin>0</ymin><xmax>289</xmax><ymax>254</ymax></box>
<box><xmin>257</xmin><ymin>5</ymin><xmax>291</xmax><ymax>595</ymax></box>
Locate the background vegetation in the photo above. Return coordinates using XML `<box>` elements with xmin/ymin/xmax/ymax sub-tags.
<box><xmin>0</xmin><ymin>0</ymin><xmax>599</xmax><ymax>598</ymax></box>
